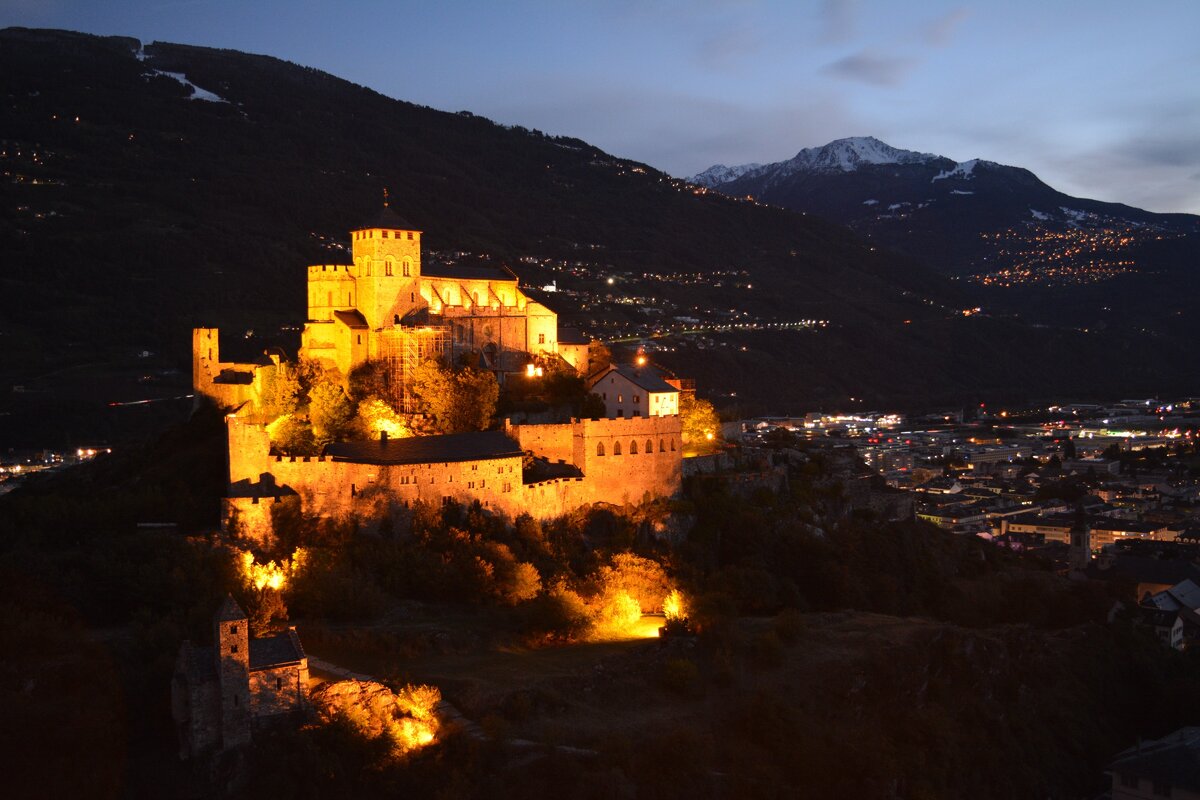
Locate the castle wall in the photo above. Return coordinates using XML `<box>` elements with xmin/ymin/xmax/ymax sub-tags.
<box><xmin>575</xmin><ymin>415</ymin><xmax>683</xmax><ymax>506</ymax></box>
<box><xmin>505</xmin><ymin>419</ymin><xmax>576</xmax><ymax>464</ymax></box>
<box><xmin>172</xmin><ymin>647</ymin><xmax>221</xmax><ymax>759</ymax></box>
<box><xmin>228</xmin><ymin>414</ymin><xmax>274</xmax><ymax>486</ymax></box>
<box><xmin>263</xmin><ymin>451</ymin><xmax>526</xmax><ymax>520</ymax></box>
<box><xmin>525</xmin><ymin>301</ymin><xmax>558</xmax><ymax>355</ymax></box>
<box><xmin>558</xmin><ymin>342</ymin><xmax>589</xmax><ymax>374</ymax></box>
<box><xmin>305</xmin><ymin>265</ymin><xmax>356</xmax><ymax>321</ymax></box>
<box><xmin>248</xmin><ymin>663</ymin><xmax>307</xmax><ymax>719</ymax></box>
<box><xmin>192</xmin><ymin>327</ymin><xmax>278</xmax><ymax>411</ymax></box>
<box><xmin>225</xmin><ymin>413</ymin><xmax>682</xmax><ymax>528</ymax></box>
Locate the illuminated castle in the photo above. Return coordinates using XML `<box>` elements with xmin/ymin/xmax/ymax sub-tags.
<box><xmin>193</xmin><ymin>204</ymin><xmax>683</xmax><ymax>535</ymax></box>
<box><xmin>195</xmin><ymin>203</ymin><xmax>588</xmax><ymax>411</ymax></box>
<box><xmin>299</xmin><ymin>204</ymin><xmax>587</xmax><ymax>400</ymax></box>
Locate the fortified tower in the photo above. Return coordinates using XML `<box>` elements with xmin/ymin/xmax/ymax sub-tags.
<box><xmin>213</xmin><ymin>595</ymin><xmax>251</xmax><ymax>748</ymax></box>
<box><xmin>351</xmin><ymin>204</ymin><xmax>424</xmax><ymax>330</ymax></box>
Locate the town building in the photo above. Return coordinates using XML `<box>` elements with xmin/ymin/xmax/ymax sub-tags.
<box><xmin>1106</xmin><ymin>726</ymin><xmax>1200</xmax><ymax>799</ymax></box>
<box><xmin>588</xmin><ymin>363</ymin><xmax>681</xmax><ymax>419</ymax></box>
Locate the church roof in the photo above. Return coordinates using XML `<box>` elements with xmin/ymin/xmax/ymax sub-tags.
<box><xmin>215</xmin><ymin>594</ymin><xmax>247</xmax><ymax>622</ymax></box>
<box><xmin>558</xmin><ymin>327</ymin><xmax>590</xmax><ymax>345</ymax></box>
<box><xmin>333</xmin><ymin>309</ymin><xmax>369</xmax><ymax>328</ymax></box>
<box><xmin>249</xmin><ymin>629</ymin><xmax>306</xmax><ymax>670</ymax></box>
<box><xmin>325</xmin><ymin>430</ymin><xmax>523</xmax><ymax>465</ymax></box>
<box><xmin>423</xmin><ymin>262</ymin><xmax>516</xmax><ymax>282</ymax></box>
<box><xmin>354</xmin><ymin>205</ymin><xmax>418</xmax><ymax>232</ymax></box>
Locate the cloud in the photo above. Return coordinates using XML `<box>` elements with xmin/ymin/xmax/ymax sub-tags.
<box><xmin>923</xmin><ymin>8</ymin><xmax>969</xmax><ymax>47</ymax></box>
<box><xmin>823</xmin><ymin>50</ymin><xmax>917</xmax><ymax>87</ymax></box>
<box><xmin>461</xmin><ymin>78</ymin><xmax>860</xmax><ymax>178</ymax></box>
<box><xmin>696</xmin><ymin>25</ymin><xmax>762</xmax><ymax>69</ymax></box>
<box><xmin>820</xmin><ymin>0</ymin><xmax>858</xmax><ymax>44</ymax></box>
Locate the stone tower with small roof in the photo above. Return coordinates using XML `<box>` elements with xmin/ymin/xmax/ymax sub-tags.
<box><xmin>214</xmin><ymin>595</ymin><xmax>251</xmax><ymax>748</ymax></box>
<box><xmin>351</xmin><ymin>202</ymin><xmax>425</xmax><ymax>330</ymax></box>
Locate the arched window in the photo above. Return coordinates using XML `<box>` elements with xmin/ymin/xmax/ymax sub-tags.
<box><xmin>630</xmin><ymin>440</ymin><xmax>638</xmax><ymax>455</ymax></box>
<box><xmin>385</xmin><ymin>259</ymin><xmax>393</xmax><ymax>276</ymax></box>
<box><xmin>670</xmin><ymin>439</ymin><xmax>676</xmax><ymax>451</ymax></box>
<box><xmin>659</xmin><ymin>439</ymin><xmax>665</xmax><ymax>452</ymax></box>
<box><xmin>403</xmin><ymin>258</ymin><xmax>412</xmax><ymax>277</ymax></box>
<box><xmin>646</xmin><ymin>439</ymin><xmax>653</xmax><ymax>454</ymax></box>
<box><xmin>614</xmin><ymin>442</ymin><xmax>622</xmax><ymax>456</ymax></box>
<box><xmin>597</xmin><ymin>442</ymin><xmax>605</xmax><ymax>457</ymax></box>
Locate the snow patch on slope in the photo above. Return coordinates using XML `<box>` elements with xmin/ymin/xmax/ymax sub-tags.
<box><xmin>136</xmin><ymin>43</ymin><xmax>227</xmax><ymax>103</ymax></box>
<box><xmin>152</xmin><ymin>70</ymin><xmax>228</xmax><ymax>102</ymax></box>
<box><xmin>690</xmin><ymin>162</ymin><xmax>763</xmax><ymax>187</ymax></box>
<box><xmin>932</xmin><ymin>159</ymin><xmax>987</xmax><ymax>182</ymax></box>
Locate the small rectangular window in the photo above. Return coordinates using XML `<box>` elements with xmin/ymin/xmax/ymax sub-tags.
<box><xmin>230</xmin><ymin>625</ymin><xmax>238</xmax><ymax>635</ymax></box>
<box><xmin>231</xmin><ymin>644</ymin><xmax>238</xmax><ymax>654</ymax></box>
<box><xmin>382</xmin><ymin>230</ymin><xmax>389</xmax><ymax>238</ymax></box>
<box><xmin>538</xmin><ymin>333</ymin><xmax>545</xmax><ymax>344</ymax></box>
<box><xmin>407</xmin><ymin>232</ymin><xmax>414</xmax><ymax>240</ymax></box>
<box><xmin>277</xmin><ymin>678</ymin><xmax>283</xmax><ymax>690</ymax></box>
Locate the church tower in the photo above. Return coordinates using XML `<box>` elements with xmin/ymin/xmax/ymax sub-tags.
<box><xmin>352</xmin><ymin>200</ymin><xmax>424</xmax><ymax>330</ymax></box>
<box><xmin>213</xmin><ymin>595</ymin><xmax>251</xmax><ymax>748</ymax></box>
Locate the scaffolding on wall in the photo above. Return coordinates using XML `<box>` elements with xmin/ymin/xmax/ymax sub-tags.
<box><xmin>376</xmin><ymin>325</ymin><xmax>452</xmax><ymax>413</ymax></box>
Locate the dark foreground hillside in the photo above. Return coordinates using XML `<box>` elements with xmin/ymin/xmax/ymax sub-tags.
<box><xmin>1</xmin><ymin>28</ymin><xmax>1198</xmax><ymax>448</ymax></box>
<box><xmin>2</xmin><ymin>410</ymin><xmax>1198</xmax><ymax>798</ymax></box>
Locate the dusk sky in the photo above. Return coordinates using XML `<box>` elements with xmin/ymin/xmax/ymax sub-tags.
<box><xmin>4</xmin><ymin>0</ymin><xmax>1199</xmax><ymax>214</ymax></box>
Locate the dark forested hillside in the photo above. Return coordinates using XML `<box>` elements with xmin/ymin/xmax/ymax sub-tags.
<box><xmin>1</xmin><ymin>28</ymin><xmax>1197</xmax><ymax>447</ymax></box>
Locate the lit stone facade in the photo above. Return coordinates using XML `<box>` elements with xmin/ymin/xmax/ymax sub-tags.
<box><xmin>298</xmin><ymin>207</ymin><xmax>570</xmax><ymax>379</ymax></box>
<box><xmin>222</xmin><ymin>409</ymin><xmax>683</xmax><ymax>538</ymax></box>
<box><xmin>171</xmin><ymin>596</ymin><xmax>308</xmax><ymax>759</ymax></box>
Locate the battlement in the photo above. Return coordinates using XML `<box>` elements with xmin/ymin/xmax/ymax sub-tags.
<box><xmin>307</xmin><ymin>264</ymin><xmax>355</xmax><ymax>277</ymax></box>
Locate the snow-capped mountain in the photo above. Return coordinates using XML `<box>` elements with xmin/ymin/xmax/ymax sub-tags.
<box><xmin>691</xmin><ymin>136</ymin><xmax>942</xmax><ymax>187</ymax></box>
<box><xmin>690</xmin><ymin>161</ymin><xmax>763</xmax><ymax>187</ymax></box>
<box><xmin>686</xmin><ymin>136</ymin><xmax>1200</xmax><ymax>278</ymax></box>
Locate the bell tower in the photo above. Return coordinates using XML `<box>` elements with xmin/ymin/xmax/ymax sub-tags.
<box><xmin>213</xmin><ymin>595</ymin><xmax>251</xmax><ymax>748</ymax></box>
<box><xmin>352</xmin><ymin>192</ymin><xmax>424</xmax><ymax>330</ymax></box>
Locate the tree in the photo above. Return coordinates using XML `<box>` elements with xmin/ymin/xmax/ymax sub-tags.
<box><xmin>587</xmin><ymin>340</ymin><xmax>611</xmax><ymax>377</ymax></box>
<box><xmin>348</xmin><ymin>359</ymin><xmax>393</xmax><ymax>405</ymax></box>
<box><xmin>409</xmin><ymin>359</ymin><xmax>499</xmax><ymax>434</ymax></box>
<box><xmin>308</xmin><ymin>380</ymin><xmax>355</xmax><ymax>445</ymax></box>
<box><xmin>266</xmin><ymin>413</ymin><xmax>316</xmax><ymax>455</ymax></box>
<box><xmin>355</xmin><ymin>397</ymin><xmax>410</xmax><ymax>440</ymax></box>
<box><xmin>680</xmin><ymin>395</ymin><xmax>720</xmax><ymax>448</ymax></box>
<box><xmin>258</xmin><ymin>364</ymin><xmax>302</xmax><ymax>419</ymax></box>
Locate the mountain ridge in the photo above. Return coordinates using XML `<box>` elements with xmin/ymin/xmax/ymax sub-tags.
<box><xmin>1</xmin><ymin>29</ymin><xmax>1198</xmax><ymax>446</ymax></box>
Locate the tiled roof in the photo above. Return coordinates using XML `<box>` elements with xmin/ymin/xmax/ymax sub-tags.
<box><xmin>215</xmin><ymin>594</ymin><xmax>246</xmax><ymax>622</ymax></box>
<box><xmin>1109</xmin><ymin>727</ymin><xmax>1200</xmax><ymax>791</ymax></box>
<box><xmin>325</xmin><ymin>430</ymin><xmax>523</xmax><ymax>465</ymax></box>
<box><xmin>589</xmin><ymin>363</ymin><xmax>679</xmax><ymax>394</ymax></box>
<box><xmin>355</xmin><ymin>205</ymin><xmax>417</xmax><ymax>231</ymax></box>
<box><xmin>249</xmin><ymin>629</ymin><xmax>305</xmax><ymax>671</ymax></box>
<box><xmin>423</xmin><ymin>262</ymin><xmax>516</xmax><ymax>282</ymax></box>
